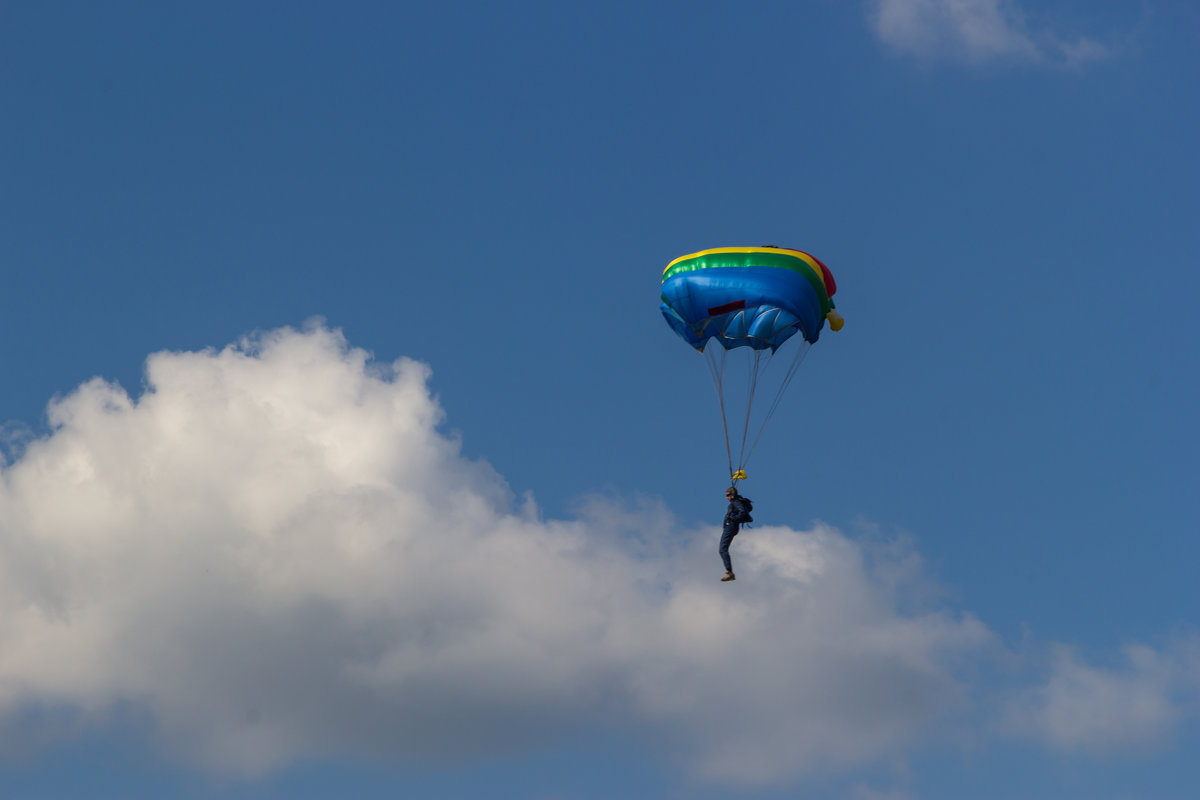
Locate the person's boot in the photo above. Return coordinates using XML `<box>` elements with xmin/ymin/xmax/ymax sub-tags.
<box><xmin>721</xmin><ymin>571</ymin><xmax>735</xmax><ymax>582</ymax></box>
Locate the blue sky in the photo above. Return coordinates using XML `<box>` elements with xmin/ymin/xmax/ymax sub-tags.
<box><xmin>1</xmin><ymin>1</ymin><xmax>1197</xmax><ymax>798</ymax></box>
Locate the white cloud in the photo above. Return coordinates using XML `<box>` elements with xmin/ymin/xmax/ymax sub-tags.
<box><xmin>868</xmin><ymin>0</ymin><xmax>1112</xmax><ymax>66</ymax></box>
<box><xmin>0</xmin><ymin>323</ymin><xmax>993</xmax><ymax>783</ymax></box>
<box><xmin>0</xmin><ymin>323</ymin><xmax>1194</xmax><ymax>786</ymax></box>
<box><xmin>1004</xmin><ymin>638</ymin><xmax>1200</xmax><ymax>751</ymax></box>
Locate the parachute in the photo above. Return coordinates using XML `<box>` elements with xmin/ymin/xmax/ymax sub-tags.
<box><xmin>660</xmin><ymin>246</ymin><xmax>842</xmax><ymax>485</ymax></box>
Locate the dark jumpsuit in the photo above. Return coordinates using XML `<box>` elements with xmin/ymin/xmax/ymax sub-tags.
<box><xmin>720</xmin><ymin>496</ymin><xmax>752</xmax><ymax>573</ymax></box>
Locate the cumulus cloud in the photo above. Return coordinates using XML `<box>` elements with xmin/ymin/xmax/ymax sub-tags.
<box><xmin>1004</xmin><ymin>638</ymin><xmax>1200</xmax><ymax>752</ymax></box>
<box><xmin>868</xmin><ymin>0</ymin><xmax>1112</xmax><ymax>67</ymax></box>
<box><xmin>0</xmin><ymin>323</ymin><xmax>995</xmax><ymax>783</ymax></box>
<box><xmin>0</xmin><ymin>323</ymin><xmax>1192</xmax><ymax>786</ymax></box>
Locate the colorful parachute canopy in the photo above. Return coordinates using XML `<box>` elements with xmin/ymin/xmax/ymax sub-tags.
<box><xmin>660</xmin><ymin>247</ymin><xmax>839</xmax><ymax>352</ymax></box>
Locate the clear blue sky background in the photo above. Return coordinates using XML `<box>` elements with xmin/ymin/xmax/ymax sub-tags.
<box><xmin>2</xmin><ymin>2</ymin><xmax>1198</xmax><ymax>798</ymax></box>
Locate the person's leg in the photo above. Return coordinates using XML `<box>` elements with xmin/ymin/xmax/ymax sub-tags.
<box><xmin>719</xmin><ymin>528</ymin><xmax>736</xmax><ymax>573</ymax></box>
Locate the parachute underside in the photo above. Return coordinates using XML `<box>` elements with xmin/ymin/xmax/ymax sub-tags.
<box><xmin>659</xmin><ymin>266</ymin><xmax>823</xmax><ymax>351</ymax></box>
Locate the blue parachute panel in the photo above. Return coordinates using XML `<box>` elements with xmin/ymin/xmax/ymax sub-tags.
<box><xmin>659</xmin><ymin>266</ymin><xmax>823</xmax><ymax>351</ymax></box>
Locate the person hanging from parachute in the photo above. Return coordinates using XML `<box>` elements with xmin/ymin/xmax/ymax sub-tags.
<box><xmin>659</xmin><ymin>246</ymin><xmax>842</xmax><ymax>581</ymax></box>
<box><xmin>719</xmin><ymin>485</ymin><xmax>754</xmax><ymax>581</ymax></box>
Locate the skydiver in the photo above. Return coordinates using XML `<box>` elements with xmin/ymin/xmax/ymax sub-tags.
<box><xmin>719</xmin><ymin>486</ymin><xmax>753</xmax><ymax>582</ymax></box>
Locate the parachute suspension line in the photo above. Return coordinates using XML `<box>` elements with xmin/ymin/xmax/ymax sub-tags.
<box><xmin>743</xmin><ymin>341</ymin><xmax>812</xmax><ymax>468</ymax></box>
<box><xmin>702</xmin><ymin>339</ymin><xmax>808</xmax><ymax>486</ymax></box>
<box><xmin>735</xmin><ymin>349</ymin><xmax>767</xmax><ymax>475</ymax></box>
<box><xmin>702</xmin><ymin>345</ymin><xmax>735</xmax><ymax>482</ymax></box>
